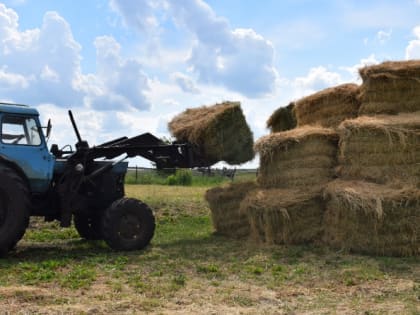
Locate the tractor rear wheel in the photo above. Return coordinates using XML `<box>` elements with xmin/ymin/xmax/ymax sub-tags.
<box><xmin>74</xmin><ymin>214</ymin><xmax>103</xmax><ymax>240</ymax></box>
<box><xmin>102</xmin><ymin>198</ymin><xmax>155</xmax><ymax>251</ymax></box>
<box><xmin>0</xmin><ymin>164</ymin><xmax>30</xmax><ymax>256</ymax></box>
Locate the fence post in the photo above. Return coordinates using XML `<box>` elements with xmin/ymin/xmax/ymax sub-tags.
<box><xmin>135</xmin><ymin>165</ymin><xmax>138</xmax><ymax>184</ymax></box>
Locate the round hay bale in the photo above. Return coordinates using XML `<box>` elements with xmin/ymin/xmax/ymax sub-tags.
<box><xmin>255</xmin><ymin>126</ymin><xmax>339</xmax><ymax>188</ymax></box>
<box><xmin>168</xmin><ymin>101</ymin><xmax>254</xmax><ymax>166</ymax></box>
<box><xmin>294</xmin><ymin>83</ymin><xmax>361</xmax><ymax>128</ymax></box>
<box><xmin>359</xmin><ymin>60</ymin><xmax>420</xmax><ymax>115</ymax></box>
<box><xmin>266</xmin><ymin>102</ymin><xmax>297</xmax><ymax>133</ymax></box>
<box><xmin>205</xmin><ymin>181</ymin><xmax>257</xmax><ymax>238</ymax></box>
<box><xmin>337</xmin><ymin>112</ymin><xmax>420</xmax><ymax>186</ymax></box>
<box><xmin>323</xmin><ymin>180</ymin><xmax>420</xmax><ymax>256</ymax></box>
<box><xmin>240</xmin><ymin>188</ymin><xmax>324</xmax><ymax>245</ymax></box>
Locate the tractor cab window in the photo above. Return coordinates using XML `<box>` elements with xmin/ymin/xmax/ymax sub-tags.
<box><xmin>1</xmin><ymin>116</ymin><xmax>42</xmax><ymax>146</ymax></box>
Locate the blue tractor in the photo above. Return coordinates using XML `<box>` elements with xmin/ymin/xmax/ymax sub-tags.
<box><xmin>0</xmin><ymin>102</ymin><xmax>203</xmax><ymax>255</ymax></box>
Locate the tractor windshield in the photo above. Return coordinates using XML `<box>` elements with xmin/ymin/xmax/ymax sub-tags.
<box><xmin>1</xmin><ymin>115</ymin><xmax>42</xmax><ymax>146</ymax></box>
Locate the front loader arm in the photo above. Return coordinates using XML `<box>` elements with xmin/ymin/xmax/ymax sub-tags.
<box><xmin>51</xmin><ymin>132</ymin><xmax>209</xmax><ymax>169</ymax></box>
<box><xmin>58</xmin><ymin>110</ymin><xmax>212</xmax><ymax>169</ymax></box>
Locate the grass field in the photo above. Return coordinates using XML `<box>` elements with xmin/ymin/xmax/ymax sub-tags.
<box><xmin>0</xmin><ymin>184</ymin><xmax>419</xmax><ymax>314</ymax></box>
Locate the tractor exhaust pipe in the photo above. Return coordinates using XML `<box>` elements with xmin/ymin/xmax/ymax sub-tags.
<box><xmin>68</xmin><ymin>110</ymin><xmax>82</xmax><ymax>143</ymax></box>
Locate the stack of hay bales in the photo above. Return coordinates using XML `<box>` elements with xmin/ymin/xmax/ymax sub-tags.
<box><xmin>203</xmin><ymin>60</ymin><xmax>419</xmax><ymax>256</ymax></box>
<box><xmin>359</xmin><ymin>60</ymin><xmax>420</xmax><ymax>115</ymax></box>
<box><xmin>168</xmin><ymin>101</ymin><xmax>254</xmax><ymax>166</ymax></box>
<box><xmin>322</xmin><ymin>60</ymin><xmax>420</xmax><ymax>256</ymax></box>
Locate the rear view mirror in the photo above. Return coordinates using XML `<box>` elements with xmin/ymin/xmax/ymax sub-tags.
<box><xmin>45</xmin><ymin>119</ymin><xmax>52</xmax><ymax>139</ymax></box>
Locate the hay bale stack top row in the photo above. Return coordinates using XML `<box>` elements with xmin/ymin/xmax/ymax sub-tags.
<box><xmin>268</xmin><ymin>60</ymin><xmax>420</xmax><ymax>131</ymax></box>
<box><xmin>294</xmin><ymin>83</ymin><xmax>361</xmax><ymax>128</ymax></box>
<box><xmin>266</xmin><ymin>102</ymin><xmax>296</xmax><ymax>132</ymax></box>
<box><xmin>267</xmin><ymin>83</ymin><xmax>361</xmax><ymax>132</ymax></box>
<box><xmin>359</xmin><ymin>60</ymin><xmax>420</xmax><ymax>115</ymax></box>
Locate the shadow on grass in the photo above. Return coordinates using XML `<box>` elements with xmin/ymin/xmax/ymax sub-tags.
<box><xmin>3</xmin><ymin>240</ymin><xmax>146</xmax><ymax>265</ymax></box>
<box><xmin>153</xmin><ymin>233</ymin><xmax>419</xmax><ymax>278</ymax></box>
<box><xmin>4</xmin><ymin>216</ymin><xmax>418</xmax><ymax>280</ymax></box>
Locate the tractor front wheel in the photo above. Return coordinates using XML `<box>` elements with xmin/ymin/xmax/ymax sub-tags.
<box><xmin>102</xmin><ymin>198</ymin><xmax>155</xmax><ymax>251</ymax></box>
<box><xmin>0</xmin><ymin>164</ymin><xmax>30</xmax><ymax>256</ymax></box>
<box><xmin>74</xmin><ymin>214</ymin><xmax>103</xmax><ymax>240</ymax></box>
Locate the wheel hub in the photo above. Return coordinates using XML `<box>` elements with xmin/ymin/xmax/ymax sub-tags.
<box><xmin>118</xmin><ymin>213</ymin><xmax>142</xmax><ymax>240</ymax></box>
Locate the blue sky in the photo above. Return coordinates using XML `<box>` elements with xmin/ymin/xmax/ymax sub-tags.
<box><xmin>1</xmin><ymin>0</ymin><xmax>419</xmax><ymax>167</ymax></box>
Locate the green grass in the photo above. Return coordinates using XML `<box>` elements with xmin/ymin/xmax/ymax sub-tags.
<box><xmin>125</xmin><ymin>168</ymin><xmax>256</xmax><ymax>186</ymax></box>
<box><xmin>0</xmin><ymin>184</ymin><xmax>418</xmax><ymax>314</ymax></box>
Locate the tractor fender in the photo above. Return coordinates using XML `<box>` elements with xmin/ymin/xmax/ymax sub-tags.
<box><xmin>0</xmin><ymin>155</ymin><xmax>30</xmax><ymax>188</ymax></box>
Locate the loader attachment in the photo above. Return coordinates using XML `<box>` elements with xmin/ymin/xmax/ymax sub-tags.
<box><xmin>88</xmin><ymin>133</ymin><xmax>200</xmax><ymax>169</ymax></box>
<box><xmin>52</xmin><ymin>110</ymin><xmax>213</xmax><ymax>170</ymax></box>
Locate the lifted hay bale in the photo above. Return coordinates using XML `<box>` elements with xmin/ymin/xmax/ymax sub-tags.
<box><xmin>294</xmin><ymin>83</ymin><xmax>361</xmax><ymax>128</ymax></box>
<box><xmin>241</xmin><ymin>188</ymin><xmax>324</xmax><ymax>244</ymax></box>
<box><xmin>359</xmin><ymin>60</ymin><xmax>420</xmax><ymax>114</ymax></box>
<box><xmin>337</xmin><ymin>112</ymin><xmax>420</xmax><ymax>186</ymax></box>
<box><xmin>255</xmin><ymin>126</ymin><xmax>339</xmax><ymax>188</ymax></box>
<box><xmin>205</xmin><ymin>181</ymin><xmax>257</xmax><ymax>238</ymax></box>
<box><xmin>168</xmin><ymin>102</ymin><xmax>254</xmax><ymax>165</ymax></box>
<box><xmin>267</xmin><ymin>102</ymin><xmax>297</xmax><ymax>133</ymax></box>
<box><xmin>323</xmin><ymin>180</ymin><xmax>420</xmax><ymax>256</ymax></box>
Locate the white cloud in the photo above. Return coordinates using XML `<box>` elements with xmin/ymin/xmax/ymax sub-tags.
<box><xmin>0</xmin><ymin>3</ymin><xmax>152</xmax><ymax>111</ymax></box>
<box><xmin>171</xmin><ymin>72</ymin><xmax>200</xmax><ymax>94</ymax></box>
<box><xmin>340</xmin><ymin>54</ymin><xmax>379</xmax><ymax>82</ymax></box>
<box><xmin>0</xmin><ymin>6</ymin><xmax>83</xmax><ymax>106</ymax></box>
<box><xmin>170</xmin><ymin>1</ymin><xmax>277</xmax><ymax>97</ymax></box>
<box><xmin>376</xmin><ymin>29</ymin><xmax>392</xmax><ymax>44</ymax></box>
<box><xmin>293</xmin><ymin>66</ymin><xmax>343</xmax><ymax>95</ymax></box>
<box><xmin>109</xmin><ymin>0</ymin><xmax>163</xmax><ymax>33</ymax></box>
<box><xmin>87</xmin><ymin>36</ymin><xmax>151</xmax><ymax>111</ymax></box>
<box><xmin>406</xmin><ymin>25</ymin><xmax>420</xmax><ymax>59</ymax></box>
<box><xmin>40</xmin><ymin>65</ymin><xmax>60</xmax><ymax>83</ymax></box>
<box><xmin>110</xmin><ymin>0</ymin><xmax>278</xmax><ymax>98</ymax></box>
<box><xmin>0</xmin><ymin>66</ymin><xmax>29</xmax><ymax>88</ymax></box>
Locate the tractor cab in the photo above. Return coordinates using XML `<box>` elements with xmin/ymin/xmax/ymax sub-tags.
<box><xmin>0</xmin><ymin>103</ymin><xmax>54</xmax><ymax>193</ymax></box>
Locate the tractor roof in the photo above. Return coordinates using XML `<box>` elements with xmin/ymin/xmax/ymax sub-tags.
<box><xmin>0</xmin><ymin>102</ymin><xmax>39</xmax><ymax>116</ymax></box>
